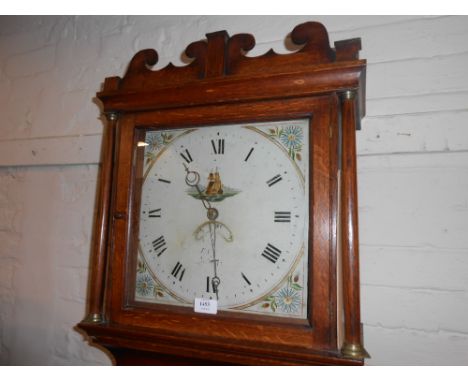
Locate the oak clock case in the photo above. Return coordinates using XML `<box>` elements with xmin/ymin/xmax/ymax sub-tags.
<box><xmin>78</xmin><ymin>21</ymin><xmax>369</xmax><ymax>365</ymax></box>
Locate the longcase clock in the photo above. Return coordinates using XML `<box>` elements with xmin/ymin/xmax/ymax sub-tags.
<box><xmin>78</xmin><ymin>21</ymin><xmax>370</xmax><ymax>365</ymax></box>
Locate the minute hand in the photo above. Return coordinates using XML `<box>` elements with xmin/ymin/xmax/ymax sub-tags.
<box><xmin>183</xmin><ymin>164</ymin><xmax>220</xmax><ymax>298</ymax></box>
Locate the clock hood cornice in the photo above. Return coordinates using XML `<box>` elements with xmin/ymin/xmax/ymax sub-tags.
<box><xmin>97</xmin><ymin>22</ymin><xmax>366</xmax><ymax>118</ymax></box>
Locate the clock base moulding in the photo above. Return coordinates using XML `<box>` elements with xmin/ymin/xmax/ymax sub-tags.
<box><xmin>78</xmin><ymin>322</ymin><xmax>364</xmax><ymax>366</ymax></box>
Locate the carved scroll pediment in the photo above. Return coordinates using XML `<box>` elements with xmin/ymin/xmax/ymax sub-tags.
<box><xmin>103</xmin><ymin>21</ymin><xmax>362</xmax><ymax>93</ymax></box>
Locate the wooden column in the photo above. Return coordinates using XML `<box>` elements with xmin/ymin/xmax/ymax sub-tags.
<box><xmin>340</xmin><ymin>90</ymin><xmax>370</xmax><ymax>359</ymax></box>
<box><xmin>83</xmin><ymin>112</ymin><xmax>118</xmax><ymax>323</ymax></box>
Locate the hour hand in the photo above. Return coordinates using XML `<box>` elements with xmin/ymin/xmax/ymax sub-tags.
<box><xmin>184</xmin><ymin>164</ymin><xmax>200</xmax><ymax>187</ymax></box>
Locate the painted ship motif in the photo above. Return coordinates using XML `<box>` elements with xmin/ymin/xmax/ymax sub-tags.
<box><xmin>205</xmin><ymin>171</ymin><xmax>223</xmax><ymax>195</ymax></box>
<box><xmin>187</xmin><ymin>170</ymin><xmax>240</xmax><ymax>202</ymax></box>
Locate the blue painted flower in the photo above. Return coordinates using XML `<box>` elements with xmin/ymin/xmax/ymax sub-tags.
<box><xmin>145</xmin><ymin>132</ymin><xmax>164</xmax><ymax>152</ymax></box>
<box><xmin>136</xmin><ymin>273</ymin><xmax>155</xmax><ymax>297</ymax></box>
<box><xmin>276</xmin><ymin>287</ymin><xmax>301</xmax><ymax>313</ymax></box>
<box><xmin>280</xmin><ymin>126</ymin><xmax>303</xmax><ymax>150</ymax></box>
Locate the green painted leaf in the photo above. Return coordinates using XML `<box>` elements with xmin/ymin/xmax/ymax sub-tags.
<box><xmin>291</xmin><ymin>283</ymin><xmax>303</xmax><ymax>291</ymax></box>
<box><xmin>137</xmin><ymin>260</ymin><xmax>146</xmax><ymax>273</ymax></box>
<box><xmin>162</xmin><ymin>133</ymin><xmax>173</xmax><ymax>143</ymax></box>
<box><xmin>271</xmin><ymin>300</ymin><xmax>277</xmax><ymax>312</ymax></box>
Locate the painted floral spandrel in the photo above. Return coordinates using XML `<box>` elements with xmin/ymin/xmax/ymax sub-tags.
<box><xmin>136</xmin><ymin>259</ymin><xmax>165</xmax><ymax>299</ymax></box>
<box><xmin>262</xmin><ymin>274</ymin><xmax>303</xmax><ymax>314</ymax></box>
<box><xmin>144</xmin><ymin>131</ymin><xmax>173</xmax><ymax>165</ymax></box>
<box><xmin>269</xmin><ymin>125</ymin><xmax>303</xmax><ymax>161</ymax></box>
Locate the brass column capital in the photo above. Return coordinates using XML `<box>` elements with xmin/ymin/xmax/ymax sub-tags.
<box><xmin>105</xmin><ymin>111</ymin><xmax>118</xmax><ymax>121</ymax></box>
<box><xmin>340</xmin><ymin>89</ymin><xmax>357</xmax><ymax>100</ymax></box>
<box><xmin>342</xmin><ymin>342</ymin><xmax>371</xmax><ymax>359</ymax></box>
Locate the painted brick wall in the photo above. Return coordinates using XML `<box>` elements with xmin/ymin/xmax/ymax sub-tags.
<box><xmin>0</xmin><ymin>15</ymin><xmax>467</xmax><ymax>365</ymax></box>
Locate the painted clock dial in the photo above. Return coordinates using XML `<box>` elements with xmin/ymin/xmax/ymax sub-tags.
<box><xmin>135</xmin><ymin>119</ymin><xmax>309</xmax><ymax>318</ymax></box>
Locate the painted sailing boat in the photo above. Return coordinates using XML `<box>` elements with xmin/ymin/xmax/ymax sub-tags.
<box><xmin>186</xmin><ymin>169</ymin><xmax>239</xmax><ymax>202</ymax></box>
<box><xmin>205</xmin><ymin>171</ymin><xmax>224</xmax><ymax>195</ymax></box>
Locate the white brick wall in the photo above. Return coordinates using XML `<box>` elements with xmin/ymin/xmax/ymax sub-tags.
<box><xmin>0</xmin><ymin>15</ymin><xmax>467</xmax><ymax>365</ymax></box>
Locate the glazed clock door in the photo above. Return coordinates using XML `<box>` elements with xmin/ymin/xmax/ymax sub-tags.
<box><xmin>134</xmin><ymin>119</ymin><xmax>309</xmax><ymax>319</ymax></box>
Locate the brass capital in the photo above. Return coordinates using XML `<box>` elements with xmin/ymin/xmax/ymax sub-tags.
<box><xmin>341</xmin><ymin>342</ymin><xmax>371</xmax><ymax>359</ymax></box>
<box><xmin>82</xmin><ymin>313</ymin><xmax>105</xmax><ymax>324</ymax></box>
<box><xmin>341</xmin><ymin>89</ymin><xmax>357</xmax><ymax>100</ymax></box>
<box><xmin>106</xmin><ymin>112</ymin><xmax>118</xmax><ymax>121</ymax></box>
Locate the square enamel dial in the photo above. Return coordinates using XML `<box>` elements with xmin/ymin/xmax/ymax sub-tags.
<box><xmin>134</xmin><ymin>119</ymin><xmax>309</xmax><ymax>319</ymax></box>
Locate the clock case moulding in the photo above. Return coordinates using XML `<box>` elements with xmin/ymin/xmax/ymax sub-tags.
<box><xmin>77</xmin><ymin>21</ymin><xmax>370</xmax><ymax>365</ymax></box>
